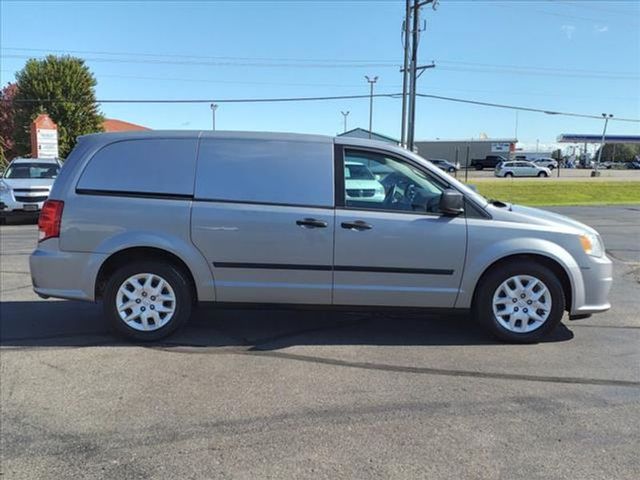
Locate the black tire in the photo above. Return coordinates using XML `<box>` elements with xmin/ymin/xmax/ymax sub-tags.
<box><xmin>103</xmin><ymin>260</ymin><xmax>193</xmax><ymax>341</ymax></box>
<box><xmin>475</xmin><ymin>165</ymin><xmax>483</xmax><ymax>170</ymax></box>
<box><xmin>538</xmin><ymin>171</ymin><xmax>548</xmax><ymax>177</ymax></box>
<box><xmin>474</xmin><ymin>260</ymin><xmax>565</xmax><ymax>343</ymax></box>
<box><xmin>448</xmin><ymin>167</ymin><xmax>456</xmax><ymax>173</ymax></box>
<box><xmin>504</xmin><ymin>172</ymin><xmax>513</xmax><ymax>178</ymax></box>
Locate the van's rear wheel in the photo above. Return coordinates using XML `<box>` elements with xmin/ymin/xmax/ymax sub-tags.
<box><xmin>474</xmin><ymin>261</ymin><xmax>565</xmax><ymax>343</ymax></box>
<box><xmin>103</xmin><ymin>261</ymin><xmax>192</xmax><ymax>341</ymax></box>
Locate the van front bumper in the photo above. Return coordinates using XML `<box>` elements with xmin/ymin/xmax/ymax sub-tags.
<box><xmin>0</xmin><ymin>200</ymin><xmax>43</xmax><ymax>217</ymax></box>
<box><xmin>571</xmin><ymin>255</ymin><xmax>613</xmax><ymax>316</ymax></box>
<box><xmin>0</xmin><ymin>191</ymin><xmax>46</xmax><ymax>216</ymax></box>
<box><xmin>30</xmin><ymin>242</ymin><xmax>106</xmax><ymax>302</ymax></box>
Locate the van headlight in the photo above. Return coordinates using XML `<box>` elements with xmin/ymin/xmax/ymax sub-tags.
<box><xmin>579</xmin><ymin>232</ymin><xmax>604</xmax><ymax>257</ymax></box>
<box><xmin>0</xmin><ymin>181</ymin><xmax>10</xmax><ymax>194</ymax></box>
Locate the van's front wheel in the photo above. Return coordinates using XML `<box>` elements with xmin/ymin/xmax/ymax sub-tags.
<box><xmin>103</xmin><ymin>261</ymin><xmax>193</xmax><ymax>341</ymax></box>
<box><xmin>474</xmin><ymin>261</ymin><xmax>565</xmax><ymax>343</ymax></box>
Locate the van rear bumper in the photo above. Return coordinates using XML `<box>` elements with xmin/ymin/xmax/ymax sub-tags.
<box><xmin>30</xmin><ymin>243</ymin><xmax>106</xmax><ymax>302</ymax></box>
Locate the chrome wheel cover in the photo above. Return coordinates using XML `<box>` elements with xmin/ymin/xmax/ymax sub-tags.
<box><xmin>492</xmin><ymin>275</ymin><xmax>552</xmax><ymax>333</ymax></box>
<box><xmin>116</xmin><ymin>273</ymin><xmax>176</xmax><ymax>332</ymax></box>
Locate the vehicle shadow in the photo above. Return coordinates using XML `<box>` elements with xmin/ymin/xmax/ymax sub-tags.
<box><xmin>0</xmin><ymin>300</ymin><xmax>574</xmax><ymax>349</ymax></box>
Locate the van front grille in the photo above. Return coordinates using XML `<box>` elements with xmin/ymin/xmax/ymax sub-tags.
<box><xmin>347</xmin><ymin>189</ymin><xmax>376</xmax><ymax>198</ymax></box>
<box><xmin>15</xmin><ymin>195</ymin><xmax>48</xmax><ymax>203</ymax></box>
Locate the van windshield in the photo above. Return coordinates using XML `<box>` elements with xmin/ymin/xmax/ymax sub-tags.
<box><xmin>4</xmin><ymin>163</ymin><xmax>60</xmax><ymax>179</ymax></box>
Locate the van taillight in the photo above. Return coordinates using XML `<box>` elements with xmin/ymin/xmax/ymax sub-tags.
<box><xmin>38</xmin><ymin>200</ymin><xmax>64</xmax><ymax>242</ymax></box>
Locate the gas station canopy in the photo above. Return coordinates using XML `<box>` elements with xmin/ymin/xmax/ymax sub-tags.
<box><xmin>557</xmin><ymin>134</ymin><xmax>640</xmax><ymax>144</ymax></box>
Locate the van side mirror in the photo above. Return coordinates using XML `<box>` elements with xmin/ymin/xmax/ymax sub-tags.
<box><xmin>439</xmin><ymin>189</ymin><xmax>464</xmax><ymax>216</ymax></box>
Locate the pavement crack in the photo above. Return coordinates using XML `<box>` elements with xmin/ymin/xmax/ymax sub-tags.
<box><xmin>570</xmin><ymin>324</ymin><xmax>640</xmax><ymax>330</ymax></box>
<box><xmin>247</xmin><ymin>351</ymin><xmax>640</xmax><ymax>389</ymax></box>
<box><xmin>0</xmin><ymin>284</ymin><xmax>33</xmax><ymax>294</ymax></box>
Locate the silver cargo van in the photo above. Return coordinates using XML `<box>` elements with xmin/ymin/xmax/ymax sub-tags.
<box><xmin>30</xmin><ymin>131</ymin><xmax>612</xmax><ymax>342</ymax></box>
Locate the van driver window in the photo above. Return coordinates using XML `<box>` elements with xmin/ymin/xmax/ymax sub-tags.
<box><xmin>343</xmin><ymin>150</ymin><xmax>445</xmax><ymax>214</ymax></box>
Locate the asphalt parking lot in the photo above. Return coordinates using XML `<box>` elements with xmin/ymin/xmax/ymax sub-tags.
<box><xmin>1</xmin><ymin>206</ymin><xmax>639</xmax><ymax>479</ymax></box>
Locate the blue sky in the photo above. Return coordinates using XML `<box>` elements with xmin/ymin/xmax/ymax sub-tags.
<box><xmin>1</xmin><ymin>0</ymin><xmax>639</xmax><ymax>151</ymax></box>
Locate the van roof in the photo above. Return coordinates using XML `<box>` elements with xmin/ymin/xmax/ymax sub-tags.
<box><xmin>78</xmin><ymin>130</ymin><xmax>334</xmax><ymax>144</ymax></box>
<box><xmin>78</xmin><ymin>130</ymin><xmax>405</xmax><ymax>151</ymax></box>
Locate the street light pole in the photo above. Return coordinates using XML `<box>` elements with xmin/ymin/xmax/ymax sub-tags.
<box><xmin>210</xmin><ymin>103</ymin><xmax>218</xmax><ymax>131</ymax></box>
<box><xmin>340</xmin><ymin>111</ymin><xmax>350</xmax><ymax>133</ymax></box>
<box><xmin>594</xmin><ymin>113</ymin><xmax>613</xmax><ymax>176</ymax></box>
<box><xmin>365</xmin><ymin>76</ymin><xmax>378</xmax><ymax>139</ymax></box>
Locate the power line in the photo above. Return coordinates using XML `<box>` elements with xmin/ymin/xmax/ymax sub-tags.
<box><xmin>2</xmin><ymin>49</ymin><xmax>637</xmax><ymax>80</ymax></box>
<box><xmin>1</xmin><ymin>47</ymin><xmax>399</xmax><ymax>65</ymax></box>
<box><xmin>416</xmin><ymin>93</ymin><xmax>640</xmax><ymax>123</ymax></box>
<box><xmin>5</xmin><ymin>68</ymin><xmax>636</xmax><ymax>100</ymax></box>
<box><xmin>13</xmin><ymin>93</ymin><xmax>401</xmax><ymax>104</ymax></box>
<box><xmin>12</xmin><ymin>92</ymin><xmax>640</xmax><ymax>122</ymax></box>
<box><xmin>437</xmin><ymin>60</ymin><xmax>639</xmax><ymax>79</ymax></box>
<box><xmin>0</xmin><ymin>54</ymin><xmax>399</xmax><ymax>70</ymax></box>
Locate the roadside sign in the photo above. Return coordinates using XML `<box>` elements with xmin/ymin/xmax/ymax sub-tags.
<box><xmin>491</xmin><ymin>142</ymin><xmax>511</xmax><ymax>153</ymax></box>
<box><xmin>36</xmin><ymin>128</ymin><xmax>59</xmax><ymax>158</ymax></box>
<box><xmin>30</xmin><ymin>114</ymin><xmax>59</xmax><ymax>159</ymax></box>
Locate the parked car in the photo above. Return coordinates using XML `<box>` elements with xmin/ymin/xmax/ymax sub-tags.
<box><xmin>470</xmin><ymin>155</ymin><xmax>507</xmax><ymax>170</ymax></box>
<box><xmin>495</xmin><ymin>161</ymin><xmax>551</xmax><ymax>178</ymax></box>
<box><xmin>0</xmin><ymin>157</ymin><xmax>61</xmax><ymax>223</ymax></box>
<box><xmin>627</xmin><ymin>160</ymin><xmax>640</xmax><ymax>170</ymax></box>
<box><xmin>532</xmin><ymin>158</ymin><xmax>558</xmax><ymax>170</ymax></box>
<box><xmin>428</xmin><ymin>158</ymin><xmax>459</xmax><ymax>173</ymax></box>
<box><xmin>30</xmin><ymin>131</ymin><xmax>611</xmax><ymax>343</ymax></box>
<box><xmin>344</xmin><ymin>161</ymin><xmax>386</xmax><ymax>203</ymax></box>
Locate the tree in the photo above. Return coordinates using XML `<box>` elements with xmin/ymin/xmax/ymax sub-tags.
<box><xmin>13</xmin><ymin>55</ymin><xmax>103</xmax><ymax>158</ymax></box>
<box><xmin>551</xmin><ymin>149</ymin><xmax>563</xmax><ymax>161</ymax></box>
<box><xmin>594</xmin><ymin>143</ymin><xmax>640</xmax><ymax>163</ymax></box>
<box><xmin>0</xmin><ymin>82</ymin><xmax>18</xmax><ymax>167</ymax></box>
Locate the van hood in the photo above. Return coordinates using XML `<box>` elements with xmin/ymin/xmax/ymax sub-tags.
<box><xmin>345</xmin><ymin>179</ymin><xmax>383</xmax><ymax>190</ymax></box>
<box><xmin>1</xmin><ymin>178</ymin><xmax>55</xmax><ymax>189</ymax></box>
<box><xmin>487</xmin><ymin>203</ymin><xmax>596</xmax><ymax>235</ymax></box>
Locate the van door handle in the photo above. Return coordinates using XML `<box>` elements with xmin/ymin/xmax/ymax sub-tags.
<box><xmin>341</xmin><ymin>220</ymin><xmax>373</xmax><ymax>231</ymax></box>
<box><xmin>296</xmin><ymin>218</ymin><xmax>328</xmax><ymax>229</ymax></box>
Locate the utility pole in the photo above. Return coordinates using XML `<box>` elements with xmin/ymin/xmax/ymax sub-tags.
<box><xmin>340</xmin><ymin>111</ymin><xmax>350</xmax><ymax>133</ymax></box>
<box><xmin>365</xmin><ymin>76</ymin><xmax>378</xmax><ymax>139</ymax></box>
<box><xmin>406</xmin><ymin>0</ymin><xmax>436</xmax><ymax>152</ymax></box>
<box><xmin>210</xmin><ymin>103</ymin><xmax>218</xmax><ymax>131</ymax></box>
<box><xmin>400</xmin><ymin>0</ymin><xmax>412</xmax><ymax>147</ymax></box>
<box><xmin>594</xmin><ymin>113</ymin><xmax>613</xmax><ymax>176</ymax></box>
<box><xmin>406</xmin><ymin>0</ymin><xmax>420</xmax><ymax>150</ymax></box>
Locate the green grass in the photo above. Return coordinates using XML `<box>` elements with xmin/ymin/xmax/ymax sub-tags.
<box><xmin>473</xmin><ymin>180</ymin><xmax>640</xmax><ymax>206</ymax></box>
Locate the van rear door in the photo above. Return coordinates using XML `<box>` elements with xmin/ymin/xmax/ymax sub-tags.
<box><xmin>191</xmin><ymin>136</ymin><xmax>335</xmax><ymax>304</ymax></box>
